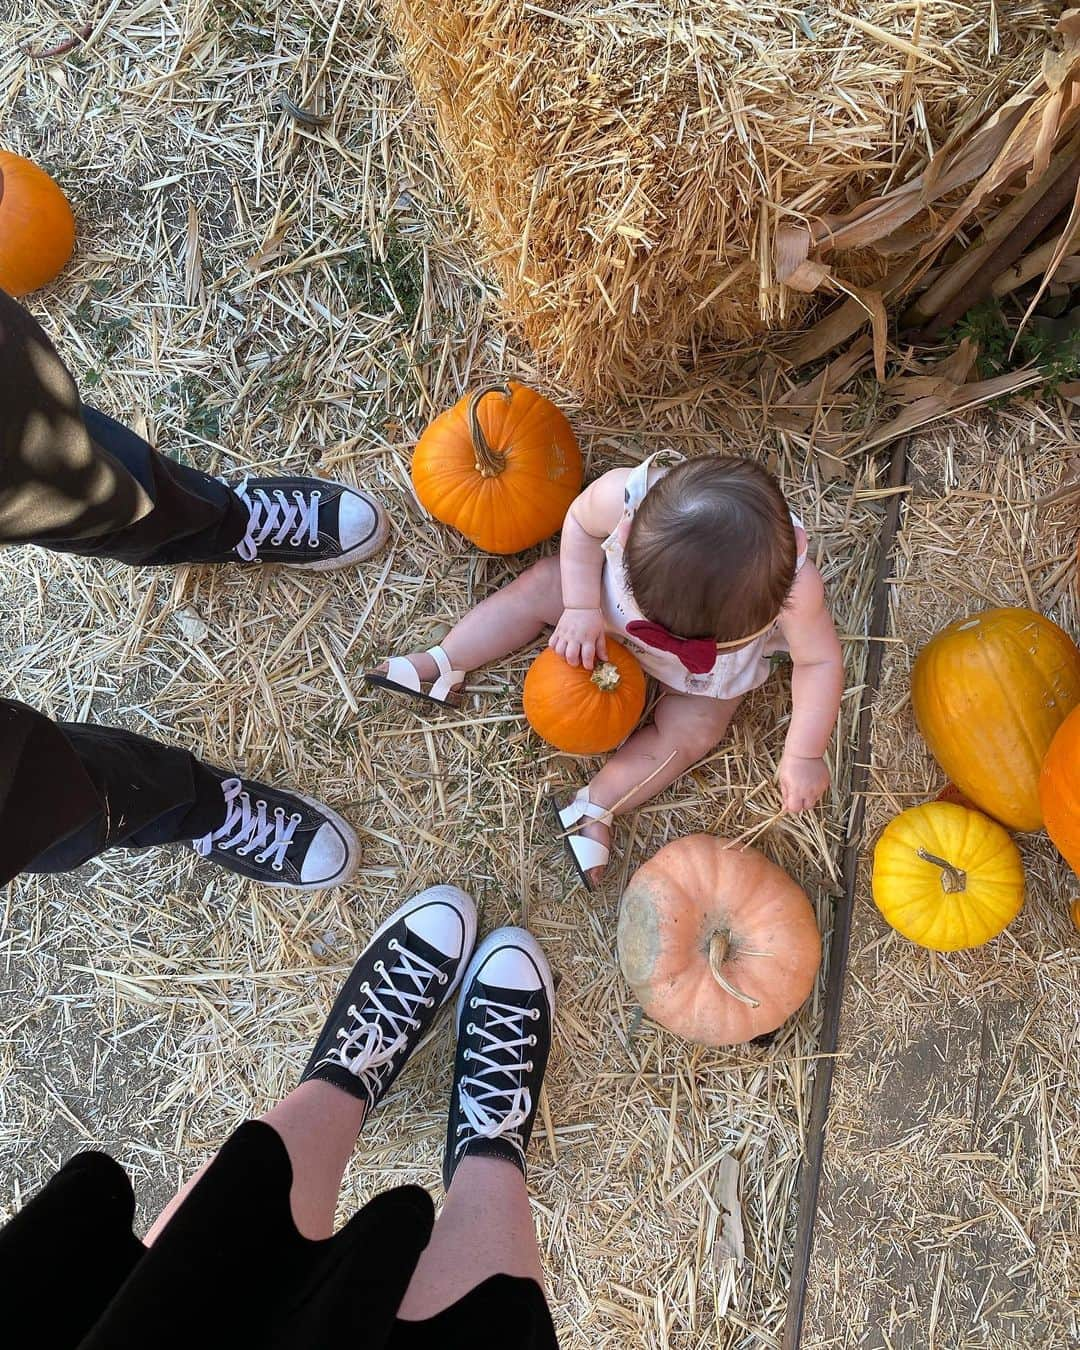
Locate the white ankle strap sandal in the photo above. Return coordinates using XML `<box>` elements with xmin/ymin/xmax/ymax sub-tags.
<box><xmin>365</xmin><ymin>645</ymin><xmax>466</xmax><ymax>710</ymax></box>
<box><xmin>553</xmin><ymin>788</ymin><xmax>612</xmax><ymax>891</ymax></box>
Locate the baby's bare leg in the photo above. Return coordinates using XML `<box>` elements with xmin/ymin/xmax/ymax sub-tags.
<box><xmin>573</xmin><ymin>691</ymin><xmax>741</xmax><ymax>885</ymax></box>
<box><xmin>374</xmin><ymin>556</ymin><xmax>564</xmax><ymax>685</ymax></box>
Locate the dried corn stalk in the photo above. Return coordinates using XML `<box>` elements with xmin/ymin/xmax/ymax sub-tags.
<box><xmin>780</xmin><ymin>11</ymin><xmax>1080</xmax><ymax>367</ymax></box>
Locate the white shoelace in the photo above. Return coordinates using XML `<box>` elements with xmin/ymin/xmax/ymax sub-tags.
<box><xmin>313</xmin><ymin>941</ymin><xmax>448</xmax><ymax>1098</ymax></box>
<box><xmin>455</xmin><ymin>998</ymin><xmax>540</xmax><ymax>1159</ymax></box>
<box><xmin>193</xmin><ymin>777</ymin><xmax>301</xmax><ymax>871</ymax></box>
<box><xmin>234</xmin><ymin>477</ymin><xmax>322</xmax><ymax>562</ymax></box>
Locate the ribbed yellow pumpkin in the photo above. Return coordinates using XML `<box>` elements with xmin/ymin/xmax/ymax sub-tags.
<box><xmin>871</xmin><ymin>802</ymin><xmax>1025</xmax><ymax>951</ymax></box>
<box><xmin>911</xmin><ymin>607</ymin><xmax>1080</xmax><ymax>831</ymax></box>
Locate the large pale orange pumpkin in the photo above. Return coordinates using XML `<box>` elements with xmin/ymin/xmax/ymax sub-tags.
<box><xmin>616</xmin><ymin>834</ymin><xmax>821</xmax><ymax>1046</ymax></box>
<box><xmin>1040</xmin><ymin>704</ymin><xmax>1080</xmax><ymax>875</ymax></box>
<box><xmin>911</xmin><ymin>607</ymin><xmax>1080</xmax><ymax>832</ymax></box>
<box><xmin>523</xmin><ymin>640</ymin><xmax>645</xmax><ymax>755</ymax></box>
<box><xmin>411</xmin><ymin>382</ymin><xmax>583</xmax><ymax>553</ymax></box>
<box><xmin>0</xmin><ymin>151</ymin><xmax>76</xmax><ymax>297</ymax></box>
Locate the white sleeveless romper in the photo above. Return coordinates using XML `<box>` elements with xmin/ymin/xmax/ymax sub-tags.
<box><xmin>599</xmin><ymin>454</ymin><xmax>807</xmax><ymax>699</ymax></box>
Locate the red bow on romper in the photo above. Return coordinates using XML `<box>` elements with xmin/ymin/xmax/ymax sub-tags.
<box><xmin>625</xmin><ymin>620</ymin><xmax>717</xmax><ymax>675</ymax></box>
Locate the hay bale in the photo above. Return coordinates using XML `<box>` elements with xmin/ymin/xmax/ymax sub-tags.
<box><xmin>381</xmin><ymin>0</ymin><xmax>1048</xmax><ymax>399</ymax></box>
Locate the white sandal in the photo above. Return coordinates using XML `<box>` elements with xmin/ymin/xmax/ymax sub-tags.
<box><xmin>364</xmin><ymin>645</ymin><xmax>466</xmax><ymax>710</ymax></box>
<box><xmin>550</xmin><ymin>788</ymin><xmax>612</xmax><ymax>892</ymax></box>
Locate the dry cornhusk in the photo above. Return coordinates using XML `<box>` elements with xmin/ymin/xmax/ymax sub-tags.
<box><xmin>380</xmin><ymin>0</ymin><xmax>1052</xmax><ymax>398</ymax></box>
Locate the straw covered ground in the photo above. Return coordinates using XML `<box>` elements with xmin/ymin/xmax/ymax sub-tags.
<box><xmin>381</xmin><ymin>0</ymin><xmax>1055</xmax><ymax>398</ymax></box>
<box><xmin>0</xmin><ymin>3</ymin><xmax>889</xmax><ymax>1346</ymax></box>
<box><xmin>804</xmin><ymin>413</ymin><xmax>1080</xmax><ymax>1348</ymax></box>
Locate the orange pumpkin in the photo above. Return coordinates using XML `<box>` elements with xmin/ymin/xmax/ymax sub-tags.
<box><xmin>523</xmin><ymin>640</ymin><xmax>645</xmax><ymax>755</ymax></box>
<box><xmin>411</xmin><ymin>382</ymin><xmax>583</xmax><ymax>553</ymax></box>
<box><xmin>0</xmin><ymin>151</ymin><xmax>76</xmax><ymax>297</ymax></box>
<box><xmin>1040</xmin><ymin>704</ymin><xmax>1080</xmax><ymax>874</ymax></box>
<box><xmin>911</xmin><ymin>607</ymin><xmax>1080</xmax><ymax>832</ymax></box>
<box><xmin>617</xmin><ymin>834</ymin><xmax>821</xmax><ymax>1045</ymax></box>
<box><xmin>1071</xmin><ymin>897</ymin><xmax>1080</xmax><ymax>933</ymax></box>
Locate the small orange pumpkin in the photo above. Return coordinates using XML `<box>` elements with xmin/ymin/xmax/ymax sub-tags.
<box><xmin>1040</xmin><ymin>704</ymin><xmax>1080</xmax><ymax>875</ymax></box>
<box><xmin>617</xmin><ymin>834</ymin><xmax>821</xmax><ymax>1045</ymax></box>
<box><xmin>0</xmin><ymin>151</ymin><xmax>76</xmax><ymax>297</ymax></box>
<box><xmin>911</xmin><ymin>607</ymin><xmax>1080</xmax><ymax>831</ymax></box>
<box><xmin>1070</xmin><ymin>897</ymin><xmax>1080</xmax><ymax>933</ymax></box>
<box><xmin>411</xmin><ymin>382</ymin><xmax>583</xmax><ymax>554</ymax></box>
<box><xmin>523</xmin><ymin>640</ymin><xmax>645</xmax><ymax>755</ymax></box>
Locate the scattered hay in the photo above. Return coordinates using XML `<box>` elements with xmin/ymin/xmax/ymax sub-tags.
<box><xmin>0</xmin><ymin>1</ymin><xmax>885</xmax><ymax>1345</ymax></box>
<box><xmin>380</xmin><ymin>0</ymin><xmax>1051</xmax><ymax>398</ymax></box>
<box><xmin>805</xmin><ymin>409</ymin><xmax>1080</xmax><ymax>1347</ymax></box>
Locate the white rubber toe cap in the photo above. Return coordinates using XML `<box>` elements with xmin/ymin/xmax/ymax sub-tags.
<box><xmin>403</xmin><ymin>885</ymin><xmax>476</xmax><ymax>960</ymax></box>
<box><xmin>338</xmin><ymin>488</ymin><xmax>387</xmax><ymax>556</ymax></box>
<box><xmin>300</xmin><ymin>822</ymin><xmax>351</xmax><ymax>885</ymax></box>
<box><xmin>463</xmin><ymin>927</ymin><xmax>555</xmax><ymax>1008</ymax></box>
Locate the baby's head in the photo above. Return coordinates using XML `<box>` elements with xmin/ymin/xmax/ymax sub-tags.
<box><xmin>624</xmin><ymin>457</ymin><xmax>797</xmax><ymax>643</ymax></box>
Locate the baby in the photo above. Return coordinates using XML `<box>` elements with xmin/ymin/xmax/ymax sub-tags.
<box><xmin>367</xmin><ymin>453</ymin><xmax>844</xmax><ymax>889</ymax></box>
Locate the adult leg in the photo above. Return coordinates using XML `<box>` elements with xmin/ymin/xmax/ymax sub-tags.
<box><xmin>146</xmin><ymin>886</ymin><xmax>478</xmax><ymax>1243</ymax></box>
<box><xmin>146</xmin><ymin>1082</ymin><xmax>367</xmax><ymax>1244</ymax></box>
<box><xmin>368</xmin><ymin>556</ymin><xmax>563</xmax><ymax>702</ymax></box>
<box><xmin>563</xmin><ymin>690</ymin><xmax>741</xmax><ymax>886</ymax></box>
<box><xmin>0</xmin><ymin>288</ymin><xmax>245</xmax><ymax>562</ymax></box>
<box><xmin>0</xmin><ymin>289</ymin><xmax>386</xmax><ymax>568</ymax></box>
<box><xmin>395</xmin><ymin>1157</ymin><xmax>544</xmax><ymax>1318</ymax></box>
<box><xmin>2</xmin><ymin>699</ymin><xmax>358</xmax><ymax>890</ymax></box>
<box><xmin>398</xmin><ymin>927</ymin><xmax>554</xmax><ymax>1320</ymax></box>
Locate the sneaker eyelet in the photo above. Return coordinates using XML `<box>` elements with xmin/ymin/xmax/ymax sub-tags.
<box><xmin>425</xmin><ymin>997</ymin><xmax>435</xmax><ymax>1008</ymax></box>
<box><xmin>274</xmin><ymin>807</ymin><xmax>285</xmax><ymax>818</ymax></box>
<box><xmin>388</xmin><ymin>938</ymin><xmax>399</xmax><ymax>951</ymax></box>
<box><xmin>438</xmin><ymin>973</ymin><xmax>449</xmax><ymax>986</ymax></box>
<box><xmin>466</xmin><ymin>1022</ymin><xmax>476</xmax><ymax>1035</ymax></box>
<box><xmin>529</xmin><ymin>1035</ymin><xmax>537</xmax><ymax>1047</ymax></box>
<box><xmin>526</xmin><ymin>1061</ymin><xmax>534</xmax><ymax>1071</ymax></box>
<box><xmin>257</xmin><ymin>800</ymin><xmax>267</xmax><ymax>810</ymax></box>
<box><xmin>272</xmin><ymin>862</ymin><xmax>283</xmax><ymax>872</ymax></box>
<box><xmin>529</xmin><ymin>1008</ymin><xmax>540</xmax><ymax>1021</ymax></box>
<box><xmin>469</xmin><ymin>997</ymin><xmax>478</xmax><ymax>1009</ymax></box>
<box><xmin>463</xmin><ymin>1049</ymin><xmax>471</xmax><ymax>1061</ymax></box>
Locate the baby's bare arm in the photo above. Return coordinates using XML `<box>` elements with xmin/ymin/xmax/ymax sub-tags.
<box><xmin>775</xmin><ymin>565</ymin><xmax>844</xmax><ymax>810</ymax></box>
<box><xmin>551</xmin><ymin>468</ymin><xmax>631</xmax><ymax>669</ymax></box>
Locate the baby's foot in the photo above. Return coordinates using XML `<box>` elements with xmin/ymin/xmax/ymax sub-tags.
<box><xmin>576</xmin><ymin>816</ymin><xmax>610</xmax><ymax>889</ymax></box>
<box><xmin>552</xmin><ymin>789</ymin><xmax>612</xmax><ymax>892</ymax></box>
<box><xmin>364</xmin><ymin>645</ymin><xmax>466</xmax><ymax>710</ymax></box>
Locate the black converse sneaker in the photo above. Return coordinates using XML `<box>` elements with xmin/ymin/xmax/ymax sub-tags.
<box><xmin>443</xmin><ymin>927</ymin><xmax>554</xmax><ymax>1190</ymax></box>
<box><xmin>192</xmin><ymin>772</ymin><xmax>359</xmax><ymax>889</ymax></box>
<box><xmin>301</xmin><ymin>886</ymin><xmax>477</xmax><ymax>1114</ymax></box>
<box><xmin>229</xmin><ymin>475</ymin><xmax>388</xmax><ymax>570</ymax></box>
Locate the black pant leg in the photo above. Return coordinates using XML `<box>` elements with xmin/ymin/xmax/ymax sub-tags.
<box><xmin>0</xmin><ymin>700</ymin><xmax>227</xmax><ymax>884</ymax></box>
<box><xmin>0</xmin><ymin>699</ymin><xmax>102</xmax><ymax>886</ymax></box>
<box><xmin>0</xmin><ymin>288</ymin><xmax>245</xmax><ymax>564</ymax></box>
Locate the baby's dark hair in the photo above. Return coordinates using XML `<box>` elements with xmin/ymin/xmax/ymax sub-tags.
<box><xmin>624</xmin><ymin>457</ymin><xmax>797</xmax><ymax>643</ymax></box>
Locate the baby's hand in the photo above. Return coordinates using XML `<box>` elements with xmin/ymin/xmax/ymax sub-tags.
<box><xmin>778</xmin><ymin>751</ymin><xmax>830</xmax><ymax>813</ymax></box>
<box><xmin>550</xmin><ymin>607</ymin><xmax>608</xmax><ymax>670</ymax></box>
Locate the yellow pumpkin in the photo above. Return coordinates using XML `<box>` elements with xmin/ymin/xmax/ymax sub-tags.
<box><xmin>871</xmin><ymin>802</ymin><xmax>1024</xmax><ymax>951</ymax></box>
<box><xmin>911</xmin><ymin>607</ymin><xmax>1080</xmax><ymax>831</ymax></box>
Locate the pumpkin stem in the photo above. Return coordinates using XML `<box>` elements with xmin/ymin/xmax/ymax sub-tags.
<box><xmin>917</xmin><ymin>847</ymin><xmax>967</xmax><ymax>894</ymax></box>
<box><xmin>467</xmin><ymin>383</ymin><xmax>514</xmax><ymax>478</ymax></box>
<box><xmin>707</xmin><ymin>931</ymin><xmax>761</xmax><ymax>1008</ymax></box>
<box><xmin>591</xmin><ymin>661</ymin><xmax>621</xmax><ymax>692</ymax></box>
